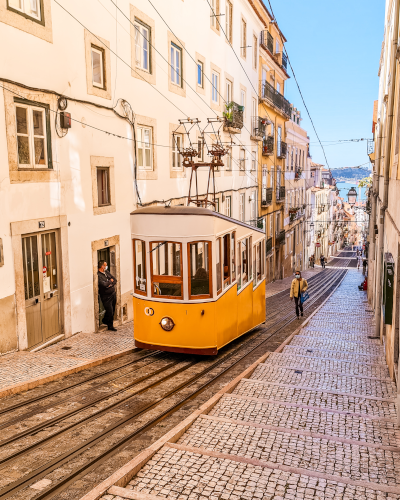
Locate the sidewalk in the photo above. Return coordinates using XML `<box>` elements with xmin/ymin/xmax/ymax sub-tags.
<box><xmin>97</xmin><ymin>271</ymin><xmax>400</xmax><ymax>500</ymax></box>
<box><xmin>265</xmin><ymin>268</ymin><xmax>322</xmax><ymax>298</ymax></box>
<box><xmin>0</xmin><ymin>322</ymin><xmax>135</xmax><ymax>398</ymax></box>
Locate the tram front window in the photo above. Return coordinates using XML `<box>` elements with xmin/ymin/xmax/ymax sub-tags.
<box><xmin>151</xmin><ymin>242</ymin><xmax>183</xmax><ymax>298</ymax></box>
<box><xmin>189</xmin><ymin>241</ymin><xmax>212</xmax><ymax>298</ymax></box>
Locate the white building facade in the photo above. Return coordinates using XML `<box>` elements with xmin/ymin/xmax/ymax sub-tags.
<box><xmin>0</xmin><ymin>0</ymin><xmax>269</xmax><ymax>352</ymax></box>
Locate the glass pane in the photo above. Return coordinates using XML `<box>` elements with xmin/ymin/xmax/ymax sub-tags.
<box><xmin>237</xmin><ymin>242</ymin><xmax>241</xmax><ymax>290</ymax></box>
<box><xmin>242</xmin><ymin>239</ymin><xmax>248</xmax><ymax>285</ymax></box>
<box><xmin>22</xmin><ymin>238</ymin><xmax>29</xmax><ymax>300</ymax></box>
<box><xmin>152</xmin><ymin>242</ymin><xmax>181</xmax><ymax>276</ymax></box>
<box><xmin>223</xmin><ymin>234</ymin><xmax>230</xmax><ymax>287</ymax></box>
<box><xmin>144</xmin><ymin>129</ymin><xmax>150</xmax><ymax>146</ymax></box>
<box><xmin>175</xmin><ymin>50</ymin><xmax>180</xmax><ymax>84</ymax></box>
<box><xmin>34</xmin><ymin>137</ymin><xmax>46</xmax><ymax>165</ymax></box>
<box><xmin>190</xmin><ymin>242</ymin><xmax>210</xmax><ymax>296</ymax></box>
<box><xmin>138</xmin><ymin>148</ymin><xmax>143</xmax><ymax>167</ymax></box>
<box><xmin>16</xmin><ymin>107</ymin><xmax>28</xmax><ymax>134</ymax></box>
<box><xmin>27</xmin><ymin>0</ymin><xmax>40</xmax><ymax>18</ymax></box>
<box><xmin>253</xmin><ymin>246</ymin><xmax>256</xmax><ymax>287</ymax></box>
<box><xmin>145</xmin><ymin>149</ymin><xmax>151</xmax><ymax>167</ymax></box>
<box><xmin>231</xmin><ymin>233</ymin><xmax>236</xmax><ymax>282</ymax></box>
<box><xmin>92</xmin><ymin>49</ymin><xmax>102</xmax><ymax>85</ymax></box>
<box><xmin>42</xmin><ymin>232</ymin><xmax>58</xmax><ymax>291</ymax></box>
<box><xmin>17</xmin><ymin>136</ymin><xmax>30</xmax><ymax>165</ymax></box>
<box><xmin>25</xmin><ymin>236</ymin><xmax>40</xmax><ymax>297</ymax></box>
<box><xmin>33</xmin><ymin>110</ymin><xmax>44</xmax><ymax>136</ymax></box>
<box><xmin>142</xmin><ymin>27</ymin><xmax>149</xmax><ymax>70</ymax></box>
<box><xmin>135</xmin><ymin>240</ymin><xmax>147</xmax><ymax>292</ymax></box>
<box><xmin>171</xmin><ymin>47</ymin><xmax>175</xmax><ymax>82</ymax></box>
<box><xmin>257</xmin><ymin>243</ymin><xmax>261</xmax><ymax>281</ymax></box>
<box><xmin>9</xmin><ymin>0</ymin><xmax>23</xmax><ymax>9</ymax></box>
<box><xmin>153</xmin><ymin>282</ymin><xmax>181</xmax><ymax>297</ymax></box>
<box><xmin>216</xmin><ymin>239</ymin><xmax>221</xmax><ymax>292</ymax></box>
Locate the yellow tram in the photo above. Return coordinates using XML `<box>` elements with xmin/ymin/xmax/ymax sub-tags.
<box><xmin>131</xmin><ymin>206</ymin><xmax>266</xmax><ymax>355</ymax></box>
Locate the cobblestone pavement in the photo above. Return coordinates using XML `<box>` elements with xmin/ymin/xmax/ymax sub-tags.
<box><xmin>102</xmin><ymin>272</ymin><xmax>400</xmax><ymax>500</ymax></box>
<box><xmin>0</xmin><ymin>322</ymin><xmax>134</xmax><ymax>391</ymax></box>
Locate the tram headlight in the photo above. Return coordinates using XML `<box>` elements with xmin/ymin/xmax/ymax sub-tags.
<box><xmin>160</xmin><ymin>317</ymin><xmax>175</xmax><ymax>331</ymax></box>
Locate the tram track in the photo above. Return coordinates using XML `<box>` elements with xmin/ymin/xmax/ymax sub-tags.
<box><xmin>0</xmin><ymin>268</ymin><xmax>347</xmax><ymax>500</ymax></box>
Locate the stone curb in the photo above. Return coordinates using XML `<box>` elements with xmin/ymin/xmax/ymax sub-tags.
<box><xmin>79</xmin><ymin>271</ymin><xmax>348</xmax><ymax>500</ymax></box>
<box><xmin>0</xmin><ymin>348</ymin><xmax>137</xmax><ymax>400</ymax></box>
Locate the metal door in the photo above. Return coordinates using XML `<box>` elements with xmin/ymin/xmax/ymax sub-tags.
<box><xmin>22</xmin><ymin>231</ymin><xmax>61</xmax><ymax>348</ymax></box>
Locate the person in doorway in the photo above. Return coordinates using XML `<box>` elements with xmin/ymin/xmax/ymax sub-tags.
<box><xmin>98</xmin><ymin>260</ymin><xmax>117</xmax><ymax>331</ymax></box>
<box><xmin>309</xmin><ymin>255</ymin><xmax>314</xmax><ymax>268</ymax></box>
<box><xmin>290</xmin><ymin>270</ymin><xmax>308</xmax><ymax>320</ymax></box>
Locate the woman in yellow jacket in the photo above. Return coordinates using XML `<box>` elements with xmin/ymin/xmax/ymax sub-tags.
<box><xmin>290</xmin><ymin>270</ymin><xmax>308</xmax><ymax>319</ymax></box>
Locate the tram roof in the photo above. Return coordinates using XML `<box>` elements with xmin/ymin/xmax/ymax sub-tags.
<box><xmin>130</xmin><ymin>206</ymin><xmax>265</xmax><ymax>234</ymax></box>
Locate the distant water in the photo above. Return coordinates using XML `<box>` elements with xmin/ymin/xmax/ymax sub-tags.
<box><xmin>336</xmin><ymin>181</ymin><xmax>367</xmax><ymax>202</ymax></box>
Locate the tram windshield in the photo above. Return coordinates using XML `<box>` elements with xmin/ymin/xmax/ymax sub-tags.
<box><xmin>189</xmin><ymin>241</ymin><xmax>211</xmax><ymax>298</ymax></box>
<box><xmin>151</xmin><ymin>242</ymin><xmax>183</xmax><ymax>298</ymax></box>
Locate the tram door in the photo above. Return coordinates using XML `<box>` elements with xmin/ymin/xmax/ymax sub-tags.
<box><xmin>97</xmin><ymin>246</ymin><xmax>117</xmax><ymax>328</ymax></box>
<box><xmin>22</xmin><ymin>231</ymin><xmax>61</xmax><ymax>348</ymax></box>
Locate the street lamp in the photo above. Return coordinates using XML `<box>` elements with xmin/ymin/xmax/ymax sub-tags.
<box><xmin>347</xmin><ymin>187</ymin><xmax>357</xmax><ymax>206</ymax></box>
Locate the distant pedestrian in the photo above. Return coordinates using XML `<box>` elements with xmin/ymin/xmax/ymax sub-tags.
<box><xmin>309</xmin><ymin>255</ymin><xmax>314</xmax><ymax>268</ymax></box>
<box><xmin>362</xmin><ymin>258</ymin><xmax>367</xmax><ymax>275</ymax></box>
<box><xmin>98</xmin><ymin>260</ymin><xmax>118</xmax><ymax>331</ymax></box>
<box><xmin>320</xmin><ymin>255</ymin><xmax>326</xmax><ymax>269</ymax></box>
<box><xmin>290</xmin><ymin>270</ymin><xmax>308</xmax><ymax>319</ymax></box>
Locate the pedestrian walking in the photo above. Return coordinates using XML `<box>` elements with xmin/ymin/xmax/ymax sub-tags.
<box><xmin>98</xmin><ymin>260</ymin><xmax>118</xmax><ymax>331</ymax></box>
<box><xmin>320</xmin><ymin>255</ymin><xmax>325</xmax><ymax>269</ymax></box>
<box><xmin>357</xmin><ymin>256</ymin><xmax>361</xmax><ymax>270</ymax></box>
<box><xmin>290</xmin><ymin>270</ymin><xmax>308</xmax><ymax>319</ymax></box>
<box><xmin>362</xmin><ymin>258</ymin><xmax>367</xmax><ymax>275</ymax></box>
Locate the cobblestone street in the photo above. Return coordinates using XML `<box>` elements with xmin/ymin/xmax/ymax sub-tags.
<box><xmin>100</xmin><ymin>271</ymin><xmax>400</xmax><ymax>500</ymax></box>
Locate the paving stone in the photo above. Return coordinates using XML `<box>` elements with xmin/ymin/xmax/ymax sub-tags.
<box><xmin>291</xmin><ymin>337</ymin><xmax>384</xmax><ymax>356</ymax></box>
<box><xmin>283</xmin><ymin>345</ymin><xmax>386</xmax><ymax>365</ymax></box>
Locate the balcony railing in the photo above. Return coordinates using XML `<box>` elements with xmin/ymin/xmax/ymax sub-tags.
<box><xmin>266</xmin><ymin>236</ymin><xmax>273</xmax><ymax>254</ymax></box>
<box><xmin>277</xmin><ymin>140</ymin><xmax>287</xmax><ymax>159</ymax></box>
<box><xmin>248</xmin><ymin>218</ymin><xmax>265</xmax><ymax>230</ymax></box>
<box><xmin>276</xmin><ymin>185</ymin><xmax>285</xmax><ymax>201</ymax></box>
<box><xmin>260</xmin><ymin>30</ymin><xmax>274</xmax><ymax>53</ymax></box>
<box><xmin>223</xmin><ymin>101</ymin><xmax>244</xmax><ymax>132</ymax></box>
<box><xmin>251</xmin><ymin>116</ymin><xmax>267</xmax><ymax>139</ymax></box>
<box><xmin>262</xmin><ymin>135</ymin><xmax>274</xmax><ymax>156</ymax></box>
<box><xmin>276</xmin><ymin>230</ymin><xmax>286</xmax><ymax>246</ymax></box>
<box><xmin>261</xmin><ymin>81</ymin><xmax>291</xmax><ymax>116</ymax></box>
<box><xmin>262</xmin><ymin>187</ymin><xmax>273</xmax><ymax>206</ymax></box>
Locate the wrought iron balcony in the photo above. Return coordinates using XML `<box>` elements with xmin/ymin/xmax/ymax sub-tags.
<box><xmin>276</xmin><ymin>230</ymin><xmax>286</xmax><ymax>246</ymax></box>
<box><xmin>251</xmin><ymin>116</ymin><xmax>268</xmax><ymax>140</ymax></box>
<box><xmin>261</xmin><ymin>81</ymin><xmax>291</xmax><ymax>116</ymax></box>
<box><xmin>260</xmin><ymin>30</ymin><xmax>274</xmax><ymax>54</ymax></box>
<box><xmin>223</xmin><ymin>101</ymin><xmax>244</xmax><ymax>133</ymax></box>
<box><xmin>261</xmin><ymin>187</ymin><xmax>273</xmax><ymax>206</ymax></box>
<box><xmin>277</xmin><ymin>140</ymin><xmax>287</xmax><ymax>159</ymax></box>
<box><xmin>248</xmin><ymin>218</ymin><xmax>265</xmax><ymax>230</ymax></box>
<box><xmin>276</xmin><ymin>185</ymin><xmax>285</xmax><ymax>202</ymax></box>
<box><xmin>262</xmin><ymin>135</ymin><xmax>274</xmax><ymax>156</ymax></box>
<box><xmin>266</xmin><ymin>236</ymin><xmax>273</xmax><ymax>254</ymax></box>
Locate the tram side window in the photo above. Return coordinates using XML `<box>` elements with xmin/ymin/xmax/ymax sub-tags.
<box><xmin>134</xmin><ymin>239</ymin><xmax>147</xmax><ymax>295</ymax></box>
<box><xmin>231</xmin><ymin>232</ymin><xmax>236</xmax><ymax>283</ymax></box>
<box><xmin>189</xmin><ymin>241</ymin><xmax>212</xmax><ymax>298</ymax></box>
<box><xmin>253</xmin><ymin>240</ymin><xmax>265</xmax><ymax>288</ymax></box>
<box><xmin>223</xmin><ymin>233</ymin><xmax>230</xmax><ymax>288</ymax></box>
<box><xmin>216</xmin><ymin>238</ymin><xmax>222</xmax><ymax>295</ymax></box>
<box><xmin>237</xmin><ymin>241</ymin><xmax>241</xmax><ymax>290</ymax></box>
<box><xmin>151</xmin><ymin>242</ymin><xmax>182</xmax><ymax>298</ymax></box>
<box><xmin>239</xmin><ymin>236</ymin><xmax>252</xmax><ymax>290</ymax></box>
<box><xmin>253</xmin><ymin>243</ymin><xmax>257</xmax><ymax>287</ymax></box>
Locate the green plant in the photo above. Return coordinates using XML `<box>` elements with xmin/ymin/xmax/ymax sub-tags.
<box><xmin>223</xmin><ymin>102</ymin><xmax>235</xmax><ymax>122</ymax></box>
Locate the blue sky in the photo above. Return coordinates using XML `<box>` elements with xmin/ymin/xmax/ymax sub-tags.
<box><xmin>268</xmin><ymin>0</ymin><xmax>385</xmax><ymax>171</ymax></box>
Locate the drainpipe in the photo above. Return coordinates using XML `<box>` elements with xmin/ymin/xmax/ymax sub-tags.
<box><xmin>375</xmin><ymin>0</ymin><xmax>400</xmax><ymax>339</ymax></box>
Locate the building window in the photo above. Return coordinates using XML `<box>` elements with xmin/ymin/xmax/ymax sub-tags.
<box><xmin>212</xmin><ymin>71</ymin><xmax>219</xmax><ymax>103</ymax></box>
<box><xmin>251</xmin><ymin>150</ymin><xmax>256</xmax><ymax>171</ymax></box>
<box><xmin>239</xmin><ymin>148</ymin><xmax>246</xmax><ymax>171</ymax></box>
<box><xmin>197</xmin><ymin>61</ymin><xmax>204</xmax><ymax>87</ymax></box>
<box><xmin>137</xmin><ymin>126</ymin><xmax>152</xmax><ymax>170</ymax></box>
<box><xmin>91</xmin><ymin>46</ymin><xmax>105</xmax><ymax>89</ymax></box>
<box><xmin>250</xmin><ymin>192</ymin><xmax>256</xmax><ymax>220</ymax></box>
<box><xmin>225</xmin><ymin>195</ymin><xmax>232</xmax><ymax>217</ymax></box>
<box><xmin>15</xmin><ymin>102</ymin><xmax>51</xmax><ymax>169</ymax></box>
<box><xmin>253</xmin><ymin>35</ymin><xmax>257</xmax><ymax>69</ymax></box>
<box><xmin>215</xmin><ymin>198</ymin><xmax>220</xmax><ymax>213</ymax></box>
<box><xmin>241</xmin><ymin>18</ymin><xmax>247</xmax><ymax>58</ymax></box>
<box><xmin>226</xmin><ymin>147</ymin><xmax>232</xmax><ymax>170</ymax></box>
<box><xmin>172</xmin><ymin>134</ymin><xmax>183</xmax><ymax>170</ymax></box>
<box><xmin>275</xmin><ymin>39</ymin><xmax>280</xmax><ymax>54</ymax></box>
<box><xmin>241</xmin><ymin>89</ymin><xmax>246</xmax><ymax>116</ymax></box>
<box><xmin>226</xmin><ymin>79</ymin><xmax>232</xmax><ymax>103</ymax></box>
<box><xmin>239</xmin><ymin>193</ymin><xmax>245</xmax><ymax>222</ymax></box>
<box><xmin>171</xmin><ymin>43</ymin><xmax>182</xmax><ymax>86</ymax></box>
<box><xmin>276</xmin><ymin>82</ymin><xmax>281</xmax><ymax>94</ymax></box>
<box><xmin>134</xmin><ymin>21</ymin><xmax>150</xmax><ymax>72</ymax></box>
<box><xmin>226</xmin><ymin>1</ymin><xmax>233</xmax><ymax>42</ymax></box>
<box><xmin>210</xmin><ymin>0</ymin><xmax>219</xmax><ymax>29</ymax></box>
<box><xmin>97</xmin><ymin>167</ymin><xmax>110</xmax><ymax>206</ymax></box>
<box><xmin>8</xmin><ymin>0</ymin><xmax>42</xmax><ymax>22</ymax></box>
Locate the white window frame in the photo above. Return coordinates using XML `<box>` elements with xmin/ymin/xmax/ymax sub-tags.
<box><xmin>137</xmin><ymin>125</ymin><xmax>153</xmax><ymax>171</ymax></box>
<box><xmin>225</xmin><ymin>195</ymin><xmax>232</xmax><ymax>217</ymax></box>
<box><xmin>241</xmin><ymin>18</ymin><xmax>247</xmax><ymax>58</ymax></box>
<box><xmin>239</xmin><ymin>148</ymin><xmax>246</xmax><ymax>171</ymax></box>
<box><xmin>239</xmin><ymin>193</ymin><xmax>245</xmax><ymax>222</ymax></box>
<box><xmin>8</xmin><ymin>0</ymin><xmax>41</xmax><ymax>21</ymax></box>
<box><xmin>91</xmin><ymin>46</ymin><xmax>105</xmax><ymax>89</ymax></box>
<box><xmin>226</xmin><ymin>1</ymin><xmax>233</xmax><ymax>42</ymax></box>
<box><xmin>253</xmin><ymin>34</ymin><xmax>257</xmax><ymax>69</ymax></box>
<box><xmin>275</xmin><ymin>39</ymin><xmax>280</xmax><ymax>54</ymax></box>
<box><xmin>226</xmin><ymin>147</ymin><xmax>232</xmax><ymax>170</ymax></box>
<box><xmin>241</xmin><ymin>89</ymin><xmax>246</xmax><ymax>117</ymax></box>
<box><xmin>134</xmin><ymin>21</ymin><xmax>150</xmax><ymax>72</ymax></box>
<box><xmin>212</xmin><ymin>71</ymin><xmax>219</xmax><ymax>103</ymax></box>
<box><xmin>211</xmin><ymin>0</ymin><xmax>217</xmax><ymax>27</ymax></box>
<box><xmin>226</xmin><ymin>79</ymin><xmax>232</xmax><ymax>103</ymax></box>
<box><xmin>250</xmin><ymin>192</ymin><xmax>256</xmax><ymax>220</ymax></box>
<box><xmin>171</xmin><ymin>43</ymin><xmax>182</xmax><ymax>87</ymax></box>
<box><xmin>172</xmin><ymin>133</ymin><xmax>183</xmax><ymax>171</ymax></box>
<box><xmin>251</xmin><ymin>150</ymin><xmax>256</xmax><ymax>171</ymax></box>
<box><xmin>15</xmin><ymin>103</ymin><xmax>48</xmax><ymax>169</ymax></box>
